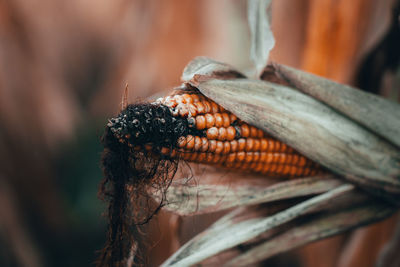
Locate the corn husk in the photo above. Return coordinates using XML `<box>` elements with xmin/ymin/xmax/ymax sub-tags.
<box><xmin>161</xmin><ymin>184</ymin><xmax>360</xmax><ymax>266</ymax></box>
<box><xmin>271</xmin><ymin>63</ymin><xmax>400</xmax><ymax>148</ymax></box>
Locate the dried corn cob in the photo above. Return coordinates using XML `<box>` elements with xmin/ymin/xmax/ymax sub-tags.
<box><xmin>109</xmin><ymin>86</ymin><xmax>321</xmax><ymax>178</ymax></box>
<box><xmin>100</xmin><ymin>85</ymin><xmax>322</xmax><ymax>266</ymax></box>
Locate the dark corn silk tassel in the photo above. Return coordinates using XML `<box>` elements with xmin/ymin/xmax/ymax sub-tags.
<box><xmin>98</xmin><ymin>101</ymin><xmax>206</xmax><ymax>266</ymax></box>
<box><xmin>98</xmin><ymin>85</ymin><xmax>321</xmax><ymax>266</ymax></box>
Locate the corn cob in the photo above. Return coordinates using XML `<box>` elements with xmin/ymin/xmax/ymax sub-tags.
<box><xmin>100</xmin><ymin>86</ymin><xmax>322</xmax><ymax>267</ymax></box>
<box><xmin>110</xmin><ymin>88</ymin><xmax>321</xmax><ymax>178</ymax></box>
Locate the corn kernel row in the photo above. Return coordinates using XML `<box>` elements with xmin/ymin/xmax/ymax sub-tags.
<box><xmin>176</xmin><ymin>151</ymin><xmax>312</xmax><ymax>168</ymax></box>
<box><xmin>157</xmin><ymin>147</ymin><xmax>318</xmax><ymax>178</ymax></box>
<box><xmin>128</xmin><ymin>140</ymin><xmax>319</xmax><ymax>178</ymax></box>
<box><xmin>192</xmin><ymin>113</ymin><xmax>237</xmax><ymax>130</ymax></box>
<box><xmin>177</xmin><ymin>136</ymin><xmax>294</xmax><ymax>154</ymax></box>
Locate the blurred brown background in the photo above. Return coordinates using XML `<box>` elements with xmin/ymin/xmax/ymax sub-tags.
<box><xmin>0</xmin><ymin>0</ymin><xmax>399</xmax><ymax>266</ymax></box>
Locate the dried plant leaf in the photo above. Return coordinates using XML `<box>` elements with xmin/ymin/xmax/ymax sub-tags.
<box><xmin>226</xmin><ymin>202</ymin><xmax>395</xmax><ymax>266</ymax></box>
<box><xmin>272</xmin><ymin>63</ymin><xmax>400</xmax><ymax>148</ymax></box>
<box><xmin>195</xmin><ymin>78</ymin><xmax>400</xmax><ymax>200</ymax></box>
<box><xmin>161</xmin><ymin>184</ymin><xmax>353</xmax><ymax>266</ymax></box>
<box><xmin>181</xmin><ymin>56</ymin><xmax>245</xmax><ymax>86</ymax></box>
<box><xmin>248</xmin><ymin>0</ymin><xmax>275</xmax><ymax>76</ymax></box>
<box><xmin>161</xmin><ymin>175</ymin><xmax>342</xmax><ymax>216</ymax></box>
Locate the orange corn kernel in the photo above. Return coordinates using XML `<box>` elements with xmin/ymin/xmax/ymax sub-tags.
<box><xmin>195</xmin><ymin>115</ymin><xmax>206</xmax><ymax>130</ymax></box>
<box><xmin>206</xmin><ymin>127</ymin><xmax>219</xmax><ymax>140</ymax></box>
<box><xmin>205</xmin><ymin>114</ymin><xmax>215</xmax><ymax>128</ymax></box>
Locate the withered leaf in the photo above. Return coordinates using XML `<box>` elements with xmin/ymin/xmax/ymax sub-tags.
<box><xmin>248</xmin><ymin>0</ymin><xmax>275</xmax><ymax>76</ymax></box>
<box><xmin>160</xmin><ymin>174</ymin><xmax>342</xmax><ymax>216</ymax></box>
<box><xmin>181</xmin><ymin>56</ymin><xmax>245</xmax><ymax>86</ymax></box>
<box><xmin>272</xmin><ymin>63</ymin><xmax>400</xmax><ymax>148</ymax></box>
<box><xmin>161</xmin><ymin>184</ymin><xmax>353</xmax><ymax>266</ymax></box>
<box><xmin>226</xmin><ymin>201</ymin><xmax>395</xmax><ymax>266</ymax></box>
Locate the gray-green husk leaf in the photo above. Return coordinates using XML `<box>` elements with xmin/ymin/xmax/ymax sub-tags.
<box><xmin>161</xmin><ymin>174</ymin><xmax>342</xmax><ymax>216</ymax></box>
<box><xmin>271</xmin><ymin>63</ymin><xmax>400</xmax><ymax>148</ymax></box>
<box><xmin>161</xmin><ymin>184</ymin><xmax>354</xmax><ymax>266</ymax></box>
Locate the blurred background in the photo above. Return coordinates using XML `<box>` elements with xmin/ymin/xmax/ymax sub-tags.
<box><xmin>0</xmin><ymin>0</ymin><xmax>399</xmax><ymax>266</ymax></box>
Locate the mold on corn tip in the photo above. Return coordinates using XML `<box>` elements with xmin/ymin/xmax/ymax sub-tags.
<box><xmin>107</xmin><ymin>103</ymin><xmax>193</xmax><ymax>151</ymax></box>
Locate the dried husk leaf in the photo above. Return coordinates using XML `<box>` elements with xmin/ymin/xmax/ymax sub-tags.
<box><xmin>248</xmin><ymin>0</ymin><xmax>275</xmax><ymax>76</ymax></box>
<box><xmin>161</xmin><ymin>184</ymin><xmax>354</xmax><ymax>267</ymax></box>
<box><xmin>160</xmin><ymin>174</ymin><xmax>342</xmax><ymax>216</ymax></box>
<box><xmin>181</xmin><ymin>56</ymin><xmax>245</xmax><ymax>85</ymax></box>
<box><xmin>195</xmin><ymin>78</ymin><xmax>400</xmax><ymax>200</ymax></box>
<box><xmin>201</xmin><ymin>188</ymin><xmax>371</xmax><ymax>265</ymax></box>
<box><xmin>271</xmin><ymin>63</ymin><xmax>400</xmax><ymax>148</ymax></box>
<box><xmin>225</xmin><ymin>202</ymin><xmax>395</xmax><ymax>266</ymax></box>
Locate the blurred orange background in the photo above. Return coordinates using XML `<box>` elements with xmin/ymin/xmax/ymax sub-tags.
<box><xmin>0</xmin><ymin>0</ymin><xmax>399</xmax><ymax>266</ymax></box>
